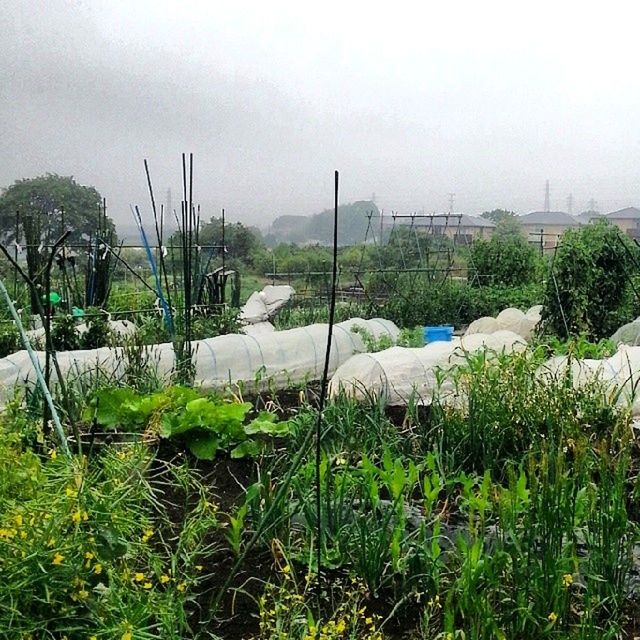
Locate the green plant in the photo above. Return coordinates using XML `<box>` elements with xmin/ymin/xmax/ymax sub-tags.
<box><xmin>541</xmin><ymin>220</ymin><xmax>640</xmax><ymax>340</ymax></box>
<box><xmin>469</xmin><ymin>233</ymin><xmax>541</xmax><ymax>286</ymax></box>
<box><xmin>0</xmin><ymin>438</ymin><xmax>220</xmax><ymax>638</ymax></box>
<box><xmin>397</xmin><ymin>326</ymin><xmax>425</xmax><ymax>347</ymax></box>
<box><xmin>88</xmin><ymin>386</ymin><xmax>290</xmax><ymax>460</ymax></box>
<box><xmin>350</xmin><ymin>324</ymin><xmax>394</xmax><ymax>352</ymax></box>
<box><xmin>0</xmin><ymin>321</ymin><xmax>20</xmax><ymax>357</ymax></box>
<box><xmin>81</xmin><ymin>309</ymin><xmax>112</xmax><ymax>349</ymax></box>
<box><xmin>51</xmin><ymin>313</ymin><xmax>80</xmax><ymax>351</ymax></box>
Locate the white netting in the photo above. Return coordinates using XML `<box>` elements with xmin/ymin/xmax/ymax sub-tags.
<box><xmin>240</xmin><ymin>285</ymin><xmax>295</xmax><ymax>324</ymax></box>
<box><xmin>611</xmin><ymin>318</ymin><xmax>640</xmax><ymax>346</ymax></box>
<box><xmin>537</xmin><ymin>345</ymin><xmax>640</xmax><ymax>416</ymax></box>
<box><xmin>464</xmin><ymin>305</ymin><xmax>541</xmax><ymax>340</ymax></box>
<box><xmin>328</xmin><ymin>330</ymin><xmax>527</xmax><ymax>406</ymax></box>
<box><xmin>0</xmin><ymin>317</ymin><xmax>399</xmax><ymax>405</ymax></box>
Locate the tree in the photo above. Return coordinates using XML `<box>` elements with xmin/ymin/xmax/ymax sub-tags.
<box><xmin>196</xmin><ymin>217</ymin><xmax>264</xmax><ymax>268</ymax></box>
<box><xmin>469</xmin><ymin>233</ymin><xmax>540</xmax><ymax>286</ymax></box>
<box><xmin>541</xmin><ymin>220</ymin><xmax>639</xmax><ymax>340</ymax></box>
<box><xmin>481</xmin><ymin>208</ymin><xmax>517</xmax><ymax>224</ymax></box>
<box><xmin>0</xmin><ymin>174</ymin><xmax>115</xmax><ymax>243</ymax></box>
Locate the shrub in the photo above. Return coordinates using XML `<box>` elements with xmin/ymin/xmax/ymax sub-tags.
<box><xmin>541</xmin><ymin>221</ymin><xmax>640</xmax><ymax>340</ymax></box>
<box><xmin>469</xmin><ymin>234</ymin><xmax>540</xmax><ymax>286</ymax></box>
<box><xmin>383</xmin><ymin>279</ymin><xmax>542</xmax><ymax>328</ymax></box>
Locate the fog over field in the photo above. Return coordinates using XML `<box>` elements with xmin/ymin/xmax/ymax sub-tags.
<box><xmin>2</xmin><ymin>1</ymin><xmax>640</xmax><ymax>227</ymax></box>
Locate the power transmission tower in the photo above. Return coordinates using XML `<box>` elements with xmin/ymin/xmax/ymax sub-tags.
<box><xmin>588</xmin><ymin>198</ymin><xmax>598</xmax><ymax>212</ymax></box>
<box><xmin>448</xmin><ymin>193</ymin><xmax>456</xmax><ymax>214</ymax></box>
<box><xmin>544</xmin><ymin>180</ymin><xmax>550</xmax><ymax>212</ymax></box>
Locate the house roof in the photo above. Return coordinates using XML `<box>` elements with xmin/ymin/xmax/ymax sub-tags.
<box><xmin>606</xmin><ymin>207</ymin><xmax>640</xmax><ymax>220</ymax></box>
<box><xmin>519</xmin><ymin>211</ymin><xmax>580</xmax><ymax>226</ymax></box>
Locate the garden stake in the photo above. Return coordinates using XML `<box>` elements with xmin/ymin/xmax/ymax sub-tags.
<box><xmin>207</xmin><ymin>170</ymin><xmax>341</xmax><ymax>621</ymax></box>
<box><xmin>314</xmin><ymin>169</ymin><xmax>340</xmax><ymax>609</ymax></box>
<box><xmin>0</xmin><ymin>277</ymin><xmax>70</xmax><ymax>457</ymax></box>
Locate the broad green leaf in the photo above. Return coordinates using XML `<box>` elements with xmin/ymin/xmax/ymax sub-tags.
<box><xmin>186</xmin><ymin>433</ymin><xmax>219</xmax><ymax>460</ymax></box>
<box><xmin>230</xmin><ymin>439</ymin><xmax>263</xmax><ymax>459</ymax></box>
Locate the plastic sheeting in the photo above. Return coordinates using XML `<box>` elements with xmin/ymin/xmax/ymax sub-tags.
<box><xmin>538</xmin><ymin>345</ymin><xmax>640</xmax><ymax>416</ymax></box>
<box><xmin>464</xmin><ymin>305</ymin><xmax>542</xmax><ymax>340</ymax></box>
<box><xmin>329</xmin><ymin>330</ymin><xmax>527</xmax><ymax>406</ymax></box>
<box><xmin>611</xmin><ymin>318</ymin><xmax>640</xmax><ymax>346</ymax></box>
<box><xmin>240</xmin><ymin>285</ymin><xmax>295</xmax><ymax>324</ymax></box>
<box><xmin>0</xmin><ymin>317</ymin><xmax>399</xmax><ymax>405</ymax></box>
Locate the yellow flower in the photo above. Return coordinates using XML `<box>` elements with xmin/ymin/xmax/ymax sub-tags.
<box><xmin>176</xmin><ymin>582</ymin><xmax>186</xmax><ymax>592</ymax></box>
<box><xmin>82</xmin><ymin>511</ymin><xmax>89</xmax><ymax>522</ymax></box>
<box><xmin>141</xmin><ymin>528</ymin><xmax>154</xmax><ymax>543</ymax></box>
<box><xmin>65</xmin><ymin>487</ymin><xmax>78</xmax><ymax>498</ymax></box>
<box><xmin>365</xmin><ymin>617</ymin><xmax>373</xmax><ymax>625</ymax></box>
<box><xmin>159</xmin><ymin>574</ymin><xmax>171</xmax><ymax>584</ymax></box>
<box><xmin>89</xmin><ymin>636</ymin><xmax>97</xmax><ymax>640</ymax></box>
<box><xmin>93</xmin><ymin>563</ymin><xmax>102</xmax><ymax>575</ymax></box>
<box><xmin>142</xmin><ymin>582</ymin><xmax>152</xmax><ymax>590</ymax></box>
<box><xmin>49</xmin><ymin>449</ymin><xmax>57</xmax><ymax>460</ymax></box>
<box><xmin>134</xmin><ymin>572</ymin><xmax>145</xmax><ymax>582</ymax></box>
<box><xmin>72</xmin><ymin>511</ymin><xmax>82</xmax><ymax>524</ymax></box>
<box><xmin>77</xmin><ymin>589</ymin><xmax>89</xmax><ymax>600</ymax></box>
<box><xmin>335</xmin><ymin>619</ymin><xmax>346</xmax><ymax>634</ymax></box>
<box><xmin>47</xmin><ymin>537</ymin><xmax>56</xmax><ymax>547</ymax></box>
<box><xmin>121</xmin><ymin>633</ymin><xmax>132</xmax><ymax>640</ymax></box>
<box><xmin>52</xmin><ymin>552</ymin><xmax>64</xmax><ymax>565</ymax></box>
<box><xmin>282</xmin><ymin>564</ymin><xmax>291</xmax><ymax>574</ymax></box>
<box><xmin>195</xmin><ymin>565</ymin><xmax>203</xmax><ymax>571</ymax></box>
<box><xmin>562</xmin><ymin>573</ymin><xmax>573</xmax><ymax>587</ymax></box>
<box><xmin>548</xmin><ymin>611</ymin><xmax>558</xmax><ymax>623</ymax></box>
<box><xmin>85</xmin><ymin>551</ymin><xmax>95</xmax><ymax>560</ymax></box>
<box><xmin>14</xmin><ymin>514</ymin><xmax>23</xmax><ymax>527</ymax></box>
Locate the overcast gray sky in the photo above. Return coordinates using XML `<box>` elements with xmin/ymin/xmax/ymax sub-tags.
<box><xmin>2</xmin><ymin>0</ymin><xmax>640</xmax><ymax>229</ymax></box>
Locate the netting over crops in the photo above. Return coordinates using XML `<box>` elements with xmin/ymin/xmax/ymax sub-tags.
<box><xmin>464</xmin><ymin>305</ymin><xmax>542</xmax><ymax>341</ymax></box>
<box><xmin>329</xmin><ymin>330</ymin><xmax>527</xmax><ymax>406</ymax></box>
<box><xmin>0</xmin><ymin>318</ymin><xmax>399</xmax><ymax>405</ymax></box>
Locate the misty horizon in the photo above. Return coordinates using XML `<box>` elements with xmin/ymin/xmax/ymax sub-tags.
<box><xmin>2</xmin><ymin>1</ymin><xmax>640</xmax><ymax>229</ymax></box>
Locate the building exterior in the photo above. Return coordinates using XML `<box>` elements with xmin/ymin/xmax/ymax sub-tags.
<box><xmin>406</xmin><ymin>213</ymin><xmax>496</xmax><ymax>243</ymax></box>
<box><xmin>605</xmin><ymin>207</ymin><xmax>640</xmax><ymax>239</ymax></box>
<box><xmin>519</xmin><ymin>211</ymin><xmax>580</xmax><ymax>248</ymax></box>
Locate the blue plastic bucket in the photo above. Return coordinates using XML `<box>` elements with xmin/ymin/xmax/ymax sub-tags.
<box><xmin>424</xmin><ymin>325</ymin><xmax>454</xmax><ymax>343</ymax></box>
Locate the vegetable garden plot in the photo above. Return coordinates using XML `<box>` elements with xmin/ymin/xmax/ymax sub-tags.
<box><xmin>0</xmin><ymin>317</ymin><xmax>399</xmax><ymax>405</ymax></box>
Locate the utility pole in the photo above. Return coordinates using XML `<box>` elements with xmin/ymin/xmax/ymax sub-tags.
<box><xmin>567</xmin><ymin>193</ymin><xmax>573</xmax><ymax>215</ymax></box>
<box><xmin>544</xmin><ymin>180</ymin><xmax>550</xmax><ymax>212</ymax></box>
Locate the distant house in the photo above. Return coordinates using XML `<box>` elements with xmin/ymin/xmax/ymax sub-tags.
<box><xmin>403</xmin><ymin>213</ymin><xmax>495</xmax><ymax>244</ymax></box>
<box><xmin>519</xmin><ymin>211</ymin><xmax>580</xmax><ymax>248</ymax></box>
<box><xmin>605</xmin><ymin>207</ymin><xmax>640</xmax><ymax>239</ymax></box>
<box><xmin>575</xmin><ymin>211</ymin><xmax>604</xmax><ymax>224</ymax></box>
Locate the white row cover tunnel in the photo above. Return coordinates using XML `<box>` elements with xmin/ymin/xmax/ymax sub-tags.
<box><xmin>540</xmin><ymin>346</ymin><xmax>640</xmax><ymax>416</ymax></box>
<box><xmin>329</xmin><ymin>330</ymin><xmax>528</xmax><ymax>406</ymax></box>
<box><xmin>0</xmin><ymin>318</ymin><xmax>399</xmax><ymax>405</ymax></box>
